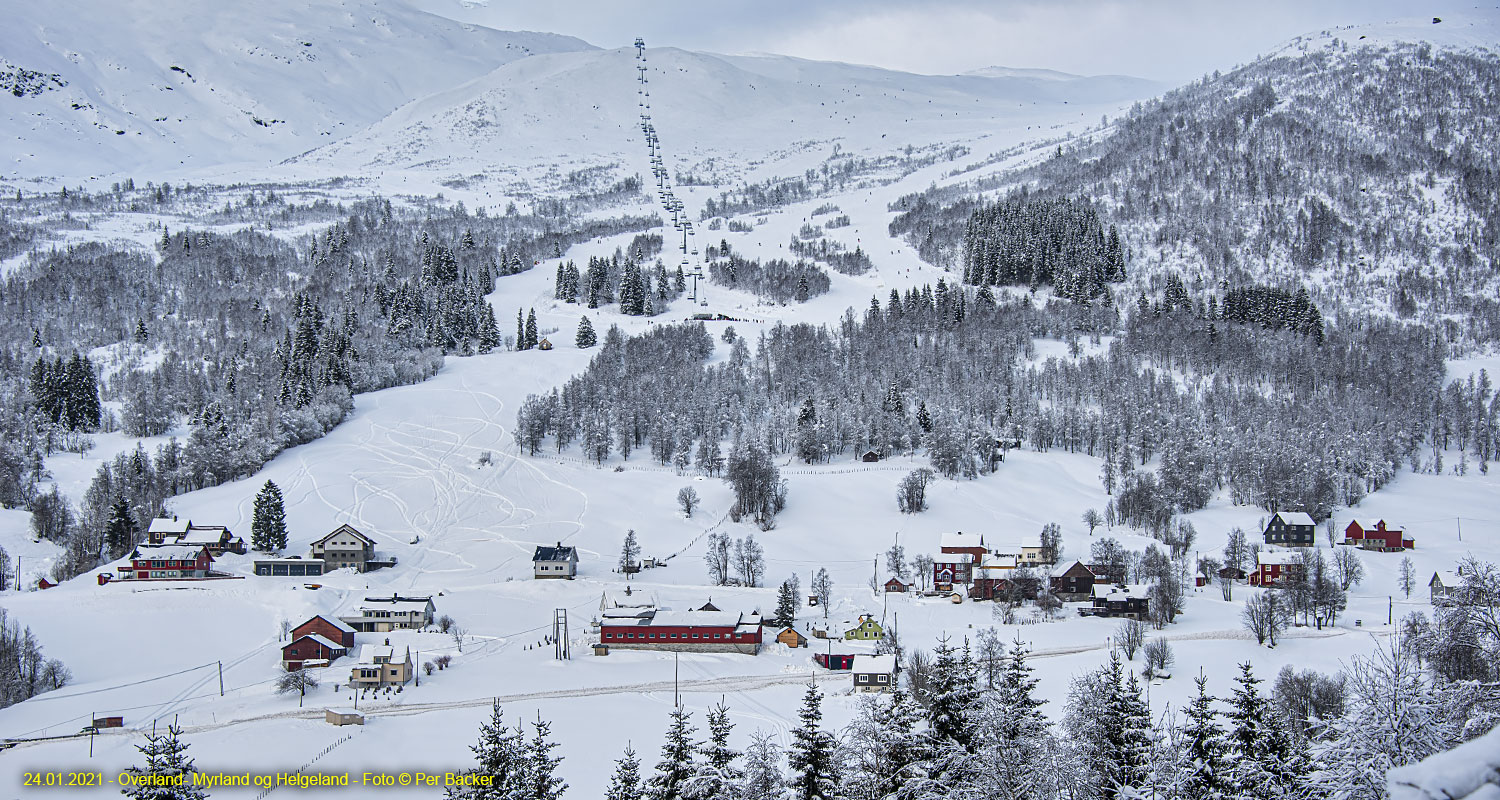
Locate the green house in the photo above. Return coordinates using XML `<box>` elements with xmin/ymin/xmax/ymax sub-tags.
<box><xmin>843</xmin><ymin>614</ymin><xmax>883</xmax><ymax>641</ymax></box>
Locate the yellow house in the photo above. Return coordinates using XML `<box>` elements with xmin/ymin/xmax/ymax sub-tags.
<box><xmin>843</xmin><ymin>614</ymin><xmax>883</xmax><ymax>641</ymax></box>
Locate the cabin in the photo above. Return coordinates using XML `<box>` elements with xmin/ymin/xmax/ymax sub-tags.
<box><xmin>538</xmin><ymin>338</ymin><xmax>554</xmax><ymax>351</ymax></box>
<box><xmin>254</xmin><ymin>556</ymin><xmax>326</xmax><ymax>577</ymax></box>
<box><xmin>1430</xmin><ymin>570</ymin><xmax>1463</xmax><ymax>606</ymax></box>
<box><xmin>533</xmin><ymin>543</ymin><xmax>579</xmax><ymax>579</ymax></box>
<box><xmin>117</xmin><ymin>544</ymin><xmax>214</xmax><ymax>580</ymax></box>
<box><xmin>146</xmin><ymin>517</ymin><xmax>247</xmax><ymax>556</ymax></box>
<box><xmin>324</xmin><ymin>708</ymin><xmax>364</xmax><ymax>726</ymax></box>
<box><xmin>1263</xmin><ymin>511</ymin><xmax>1316</xmax><ymax>547</ymax></box>
<box><xmin>339</xmin><ymin>595</ymin><xmax>435</xmax><ymax>632</ymax></box>
<box><xmin>859</xmin><ymin>450</ymin><xmax>881</xmax><ymax>463</ymax></box>
<box><xmin>1090</xmin><ymin>584</ymin><xmax>1151</xmax><ymax>619</ymax></box>
<box><xmin>1344</xmin><ymin>519</ymin><xmax>1412</xmax><ymax>552</ymax></box>
<box><xmin>310</xmin><ymin>525</ymin><xmax>377</xmax><ymax>572</ymax></box>
<box><xmin>1250</xmin><ymin>550</ymin><xmax>1303</xmax><ymax>587</ymax></box>
<box><xmin>1050</xmin><ymin>561</ymin><xmax>1098</xmax><ymax>602</ymax></box>
<box><xmin>883</xmin><ymin>577</ymin><xmax>909</xmax><ymax>593</ymax></box>
<box><xmin>852</xmin><ymin>654</ymin><xmax>897</xmax><ymax>693</ymax></box>
<box><xmin>776</xmin><ymin>627</ymin><xmax>808</xmax><ymax>648</ymax></box>
<box><xmin>843</xmin><ymin>614</ymin><xmax>883</xmax><ymax>641</ymax></box>
<box><xmin>599</xmin><ymin>608</ymin><xmax>763</xmax><ymax>654</ymax></box>
<box><xmin>36</xmin><ymin>578</ymin><xmax>56</xmax><ymax>590</ymax></box>
<box><xmin>350</xmin><ymin>645</ymin><xmax>412</xmax><ymax>688</ymax></box>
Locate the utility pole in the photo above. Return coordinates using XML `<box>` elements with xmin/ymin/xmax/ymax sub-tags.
<box><xmin>1457</xmin><ymin>517</ymin><xmax>1463</xmax><ymax>542</ymax></box>
<box><xmin>1388</xmin><ymin>596</ymin><xmax>1393</xmax><ymax>626</ymax></box>
<box><xmin>673</xmin><ymin>652</ymin><xmax>679</xmax><ymax>708</ymax></box>
<box><xmin>217</xmin><ymin>661</ymin><xmax>223</xmax><ymax>696</ymax></box>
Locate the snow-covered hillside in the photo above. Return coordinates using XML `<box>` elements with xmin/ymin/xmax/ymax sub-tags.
<box><xmin>1</xmin><ymin>0</ymin><xmax>594</xmax><ymax>180</ymax></box>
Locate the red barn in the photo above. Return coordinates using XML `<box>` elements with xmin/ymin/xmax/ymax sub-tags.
<box><xmin>116</xmin><ymin>545</ymin><xmax>214</xmax><ymax>580</ymax></box>
<box><xmin>599</xmin><ymin>608</ymin><xmax>763</xmax><ymax>654</ymax></box>
<box><xmin>1344</xmin><ymin>519</ymin><xmax>1412</xmax><ymax>552</ymax></box>
<box><xmin>293</xmin><ymin>615</ymin><xmax>356</xmax><ymax>648</ymax></box>
<box><xmin>282</xmin><ymin>634</ymin><xmax>349</xmax><ymax>670</ymax></box>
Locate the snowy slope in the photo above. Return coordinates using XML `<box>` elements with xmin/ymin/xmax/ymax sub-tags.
<box><xmin>0</xmin><ymin>0</ymin><xmax>594</xmax><ymax>180</ymax></box>
<box><xmin>1276</xmin><ymin>10</ymin><xmax>1500</xmax><ymax>56</ymax></box>
<box><xmin>299</xmin><ymin>45</ymin><xmax>1160</xmax><ymax>177</ymax></box>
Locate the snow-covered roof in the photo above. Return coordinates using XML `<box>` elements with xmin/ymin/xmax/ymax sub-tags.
<box><xmin>533</xmin><ymin>543</ymin><xmax>578</xmax><ymax>562</ymax></box>
<box><xmin>133</xmin><ymin>544</ymin><xmax>209</xmax><ymax>560</ymax></box>
<box><xmin>602</xmin><ymin>606</ymin><xmax>657</xmax><ymax>620</ymax></box>
<box><xmin>357</xmin><ymin>644</ymin><xmax>399</xmax><ymax>664</ymax></box>
<box><xmin>1257</xmin><ymin>550</ymin><xmax>1301</xmax><ymax>566</ymax></box>
<box><xmin>852</xmin><ymin>654</ymin><xmax>896</xmax><ymax>674</ymax></box>
<box><xmin>1388</xmin><ymin>722</ymin><xmax>1500</xmax><ymax>800</ymax></box>
<box><xmin>293</xmin><ymin>633</ymin><xmax>345</xmax><ymax>652</ymax></box>
<box><xmin>651</xmin><ymin>610</ymin><xmax>746</xmax><ymax>627</ymax></box>
<box><xmin>303</xmin><ymin>614</ymin><xmax>356</xmax><ymax>634</ymax></box>
<box><xmin>940</xmin><ymin>532</ymin><xmax>984</xmax><ymax>551</ymax></box>
<box><xmin>977</xmin><ymin>554</ymin><xmax>1017</xmax><ymax>570</ymax></box>
<box><xmin>1272</xmin><ymin>511</ymin><xmax>1316</xmax><ymax>527</ymax></box>
<box><xmin>1431</xmin><ymin>570</ymin><xmax>1462</xmax><ymax>588</ymax></box>
<box><xmin>1093</xmin><ymin>583</ymin><xmax>1150</xmax><ymax>600</ymax></box>
<box><xmin>1351</xmin><ymin>518</ymin><xmax>1402</xmax><ymax>531</ymax></box>
<box><xmin>1053</xmin><ymin>560</ymin><xmax>1094</xmax><ymax>578</ymax></box>
<box><xmin>351</xmin><ymin>599</ymin><xmax>431</xmax><ymax>615</ymax></box>
<box><xmin>148</xmin><ymin>517</ymin><xmax>190</xmax><ymax>534</ymax></box>
<box><xmin>325</xmin><ymin>707</ymin><xmax>361</xmax><ymax>717</ymax></box>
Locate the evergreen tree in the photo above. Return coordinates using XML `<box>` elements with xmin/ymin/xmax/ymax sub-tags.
<box><xmin>576</xmin><ymin>316</ymin><xmax>597</xmax><ymax>349</ymax></box>
<box><xmin>647</xmin><ymin>705</ymin><xmax>697</xmax><ymax>800</ymax></box>
<box><xmin>524</xmin><ymin>714</ymin><xmax>567</xmax><ymax>800</ymax></box>
<box><xmin>607</xmin><ymin>745</ymin><xmax>645</xmax><ymax>800</ymax></box>
<box><xmin>739</xmin><ymin>733</ymin><xmax>784</xmax><ymax>800</ymax></box>
<box><xmin>478</xmin><ymin>305</ymin><xmax>501</xmax><ymax>353</ymax></box>
<box><xmin>517</xmin><ymin>309</ymin><xmax>528</xmax><ymax>350</ymax></box>
<box><xmin>525</xmin><ymin>309</ymin><xmax>539</xmax><ymax>350</ymax></box>
<box><xmin>787</xmin><ymin>682</ymin><xmax>838</xmax><ymax>800</ymax></box>
<box><xmin>926</xmin><ymin>636</ymin><xmax>980</xmax><ymax>749</ymax></box>
<box><xmin>1179</xmin><ymin>672</ymin><xmax>1227</xmax><ymax>799</ymax></box>
<box><xmin>447</xmin><ymin>702</ymin><xmax>528</xmax><ymax>799</ymax></box>
<box><xmin>772</xmin><ymin>580</ymin><xmax>798</xmax><ymax>628</ymax></box>
<box><xmin>251</xmin><ymin>480</ymin><xmax>287</xmax><ymax>552</ymax></box>
<box><xmin>684</xmin><ymin>702</ymin><xmax>740</xmax><ymax>799</ymax></box>
<box><xmin>121</xmin><ymin>723</ymin><xmax>206</xmax><ymax>800</ymax></box>
<box><xmin>104</xmin><ymin>497</ymin><xmax>138</xmax><ymax>561</ymax></box>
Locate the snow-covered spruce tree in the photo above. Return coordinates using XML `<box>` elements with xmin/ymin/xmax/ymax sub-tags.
<box><xmin>121</xmin><ymin>723</ymin><xmax>206</xmax><ymax>800</ymax></box>
<box><xmin>838</xmin><ymin>688</ymin><xmax>926</xmax><ymax>800</ymax></box>
<box><xmin>619</xmin><ymin>529</ymin><xmax>640</xmax><ymax>575</ymax></box>
<box><xmin>447</xmin><ymin>702</ymin><xmax>528</xmax><ymax>798</ymax></box>
<box><xmin>525</xmin><ymin>308</ymin><xmax>539</xmax><ymax>350</ymax></box>
<box><xmin>524</xmin><ymin>714</ymin><xmax>567</xmax><ymax>800</ymax></box>
<box><xmin>683</xmin><ymin>702</ymin><xmax>740</xmax><ymax>799</ymax></box>
<box><xmin>773</xmin><ymin>580</ymin><xmax>798</xmax><ymax>628</ymax></box>
<box><xmin>1225</xmin><ymin>662</ymin><xmax>1303</xmax><ymax>799</ymax></box>
<box><xmin>251</xmin><ymin>479</ymin><xmax>287</xmax><ymax>552</ymax></box>
<box><xmin>924</xmin><ymin>636</ymin><xmax>981</xmax><ymax>750</ymax></box>
<box><xmin>647</xmin><ymin>705</ymin><xmax>697</xmax><ymax>800</ymax></box>
<box><xmin>1176</xmin><ymin>672</ymin><xmax>1227</xmax><ymax>799</ymax></box>
<box><xmin>576</xmin><ymin>316</ymin><xmax>597</xmax><ymax>348</ymax></box>
<box><xmin>104</xmin><ymin>497</ymin><xmax>139</xmax><ymax>561</ymax></box>
<box><xmin>739</xmin><ymin>732</ymin><xmax>784</xmax><ymax>800</ymax></box>
<box><xmin>606</xmin><ymin>745</ymin><xmax>645</xmax><ymax>800</ymax></box>
<box><xmin>787</xmin><ymin>682</ymin><xmax>838</xmax><ymax>800</ymax></box>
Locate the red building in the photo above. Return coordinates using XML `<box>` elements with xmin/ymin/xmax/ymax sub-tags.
<box><xmin>1344</xmin><ymin>519</ymin><xmax>1413</xmax><ymax>552</ymax></box>
<box><xmin>293</xmin><ymin>615</ymin><xmax>357</xmax><ymax>648</ymax></box>
<box><xmin>883</xmin><ymin>577</ymin><xmax>909</xmax><ymax>593</ymax></box>
<box><xmin>814</xmin><ymin>652</ymin><xmax>859</xmax><ymax>670</ymax></box>
<box><xmin>117</xmin><ymin>545</ymin><xmax>214</xmax><ymax>580</ymax></box>
<box><xmin>599</xmin><ymin>608</ymin><xmax>762</xmax><ymax>654</ymax></box>
<box><xmin>1250</xmin><ymin>550</ymin><xmax>1303</xmax><ymax>587</ymax></box>
<box><xmin>282</xmin><ymin>635</ymin><xmax>349</xmax><ymax>670</ymax></box>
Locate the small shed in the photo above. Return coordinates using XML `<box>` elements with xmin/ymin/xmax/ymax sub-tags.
<box><xmin>860</xmin><ymin>450</ymin><xmax>881</xmax><ymax>463</ymax></box>
<box><xmin>325</xmin><ymin>708</ymin><xmax>364</xmax><ymax>726</ymax></box>
<box><xmin>538</xmin><ymin>338</ymin><xmax>554</xmax><ymax>351</ymax></box>
<box><xmin>592</xmin><ymin>643</ymin><xmax>610</xmax><ymax>656</ymax></box>
<box><xmin>776</xmin><ymin>627</ymin><xmax>808</xmax><ymax>648</ymax></box>
<box><xmin>92</xmin><ymin>716</ymin><xmax>124</xmax><ymax>729</ymax></box>
<box><xmin>884</xmin><ymin>577</ymin><xmax>909</xmax><ymax>593</ymax></box>
<box><xmin>36</xmin><ymin>578</ymin><xmax>56</xmax><ymax>590</ymax></box>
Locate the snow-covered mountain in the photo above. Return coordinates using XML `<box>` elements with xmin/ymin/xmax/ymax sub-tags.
<box><xmin>1</xmin><ymin>0</ymin><xmax>594</xmax><ymax>179</ymax></box>
<box><xmin>297</xmin><ymin>45</ymin><xmax>1161</xmax><ymax>179</ymax></box>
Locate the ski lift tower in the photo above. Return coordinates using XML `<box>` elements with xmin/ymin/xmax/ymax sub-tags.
<box><xmin>635</xmin><ymin>38</ymin><xmax>646</xmax><ymax>60</ymax></box>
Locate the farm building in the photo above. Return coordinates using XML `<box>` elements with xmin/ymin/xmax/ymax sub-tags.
<box><xmin>598</xmin><ymin>607</ymin><xmax>763</xmax><ymax>654</ymax></box>
<box><xmin>776</xmin><ymin>627</ymin><xmax>808</xmax><ymax>648</ymax></box>
<box><xmin>1344</xmin><ymin>519</ymin><xmax>1413</xmax><ymax>552</ymax></box>
<box><xmin>282</xmin><ymin>634</ymin><xmax>347</xmax><ymax>671</ymax></box>
<box><xmin>1262</xmin><ymin>511</ymin><xmax>1317</xmax><ymax>547</ymax></box>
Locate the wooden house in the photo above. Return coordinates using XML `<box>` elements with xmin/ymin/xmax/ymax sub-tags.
<box><xmin>294</xmin><ymin>615</ymin><xmax>357</xmax><ymax>648</ymax></box>
<box><xmin>859</xmin><ymin>450</ymin><xmax>881</xmax><ymax>463</ymax></box>
<box><xmin>350</xmin><ymin>645</ymin><xmax>412</xmax><ymax>688</ymax></box>
<box><xmin>310</xmin><ymin>525</ymin><xmax>377</xmax><ymax>572</ymax></box>
<box><xmin>339</xmin><ymin>595</ymin><xmax>435</xmax><ymax>632</ymax></box>
<box><xmin>776</xmin><ymin>627</ymin><xmax>808</xmax><ymax>648</ymax></box>
<box><xmin>1344</xmin><ymin>519</ymin><xmax>1412</xmax><ymax>552</ymax></box>
<box><xmin>1050</xmin><ymin>561</ymin><xmax>1097</xmax><ymax>602</ymax></box>
<box><xmin>883</xmin><ymin>577</ymin><xmax>909</xmax><ymax>593</ymax></box>
<box><xmin>1263</xmin><ymin>511</ymin><xmax>1317</xmax><ymax>547</ymax></box>
<box><xmin>117</xmin><ymin>544</ymin><xmax>214</xmax><ymax>580</ymax></box>
<box><xmin>538</xmin><ymin>338</ymin><xmax>554</xmax><ymax>351</ymax></box>
<box><xmin>843</xmin><ymin>614</ymin><xmax>883</xmax><ymax>641</ymax></box>
<box><xmin>852</xmin><ymin>654</ymin><xmax>897</xmax><ymax>693</ymax></box>
<box><xmin>36</xmin><ymin>578</ymin><xmax>56</xmax><ymax>590</ymax></box>
<box><xmin>146</xmin><ymin>517</ymin><xmax>247</xmax><ymax>556</ymax></box>
<box><xmin>282</xmin><ymin>634</ymin><xmax>348</xmax><ymax>671</ymax></box>
<box><xmin>1089</xmin><ymin>584</ymin><xmax>1150</xmax><ymax>619</ymax></box>
<box><xmin>1430</xmin><ymin>570</ymin><xmax>1462</xmax><ymax>606</ymax></box>
<box><xmin>1250</xmin><ymin>550</ymin><xmax>1303</xmax><ymax>587</ymax></box>
<box><xmin>533</xmin><ymin>543</ymin><xmax>579</xmax><ymax>579</ymax></box>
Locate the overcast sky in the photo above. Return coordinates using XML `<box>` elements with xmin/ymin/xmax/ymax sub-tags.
<box><xmin>409</xmin><ymin>0</ymin><xmax>1440</xmax><ymax>82</ymax></box>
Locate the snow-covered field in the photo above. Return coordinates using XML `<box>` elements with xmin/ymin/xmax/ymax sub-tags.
<box><xmin>2</xmin><ymin>5</ymin><xmax>1498</xmax><ymax>797</ymax></box>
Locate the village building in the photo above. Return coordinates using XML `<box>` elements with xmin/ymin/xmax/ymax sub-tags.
<box><xmin>253</xmin><ymin>556</ymin><xmax>326</xmax><ymax>577</ymax></box>
<box><xmin>310</xmin><ymin>525</ymin><xmax>378</xmax><ymax>572</ymax></box>
<box><xmin>1250</xmin><ymin>550</ymin><xmax>1303</xmax><ymax>587</ymax></box>
<box><xmin>324</xmin><ymin>708</ymin><xmax>364</xmax><ymax>726</ymax></box>
<box><xmin>1430</xmin><ymin>570</ymin><xmax>1463</xmax><ymax>606</ymax></box>
<box><xmin>533</xmin><ymin>543</ymin><xmax>579</xmax><ymax>579</ymax></box>
<box><xmin>598</xmin><ymin>607</ymin><xmax>763</xmax><ymax>654</ymax></box>
<box><xmin>859</xmin><ymin>449</ymin><xmax>881</xmax><ymax>463</ymax></box>
<box><xmin>350</xmin><ymin>644</ymin><xmax>413</xmax><ymax>688</ymax></box>
<box><xmin>1344</xmin><ymin>519</ymin><xmax>1413</xmax><ymax>552</ymax></box>
<box><xmin>1262</xmin><ymin>511</ymin><xmax>1317</xmax><ymax>547</ymax></box>
<box><xmin>146</xmin><ymin>517</ymin><xmax>247</xmax><ymax>556</ymax></box>
<box><xmin>282</xmin><ymin>634</ymin><xmax>348</xmax><ymax>671</ymax></box>
<box><xmin>814</xmin><ymin>652</ymin><xmax>860</xmax><ymax>670</ymax></box>
<box><xmin>843</xmin><ymin>614</ymin><xmax>884</xmax><ymax>641</ymax></box>
<box><xmin>116</xmin><ymin>544</ymin><xmax>215</xmax><ymax>580</ymax></box>
<box><xmin>339</xmin><ymin>595</ymin><xmax>435</xmax><ymax>632</ymax></box>
<box><xmin>851</xmin><ymin>654</ymin><xmax>897</xmax><ymax>693</ymax></box>
<box><xmin>1050</xmin><ymin>561</ymin><xmax>1098</xmax><ymax>602</ymax></box>
<box><xmin>776</xmin><ymin>626</ymin><xmax>808</xmax><ymax>648</ymax></box>
<box><xmin>1090</xmin><ymin>584</ymin><xmax>1151</xmax><ymax>619</ymax></box>
<box><xmin>883</xmin><ymin>577</ymin><xmax>909</xmax><ymax>593</ymax></box>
